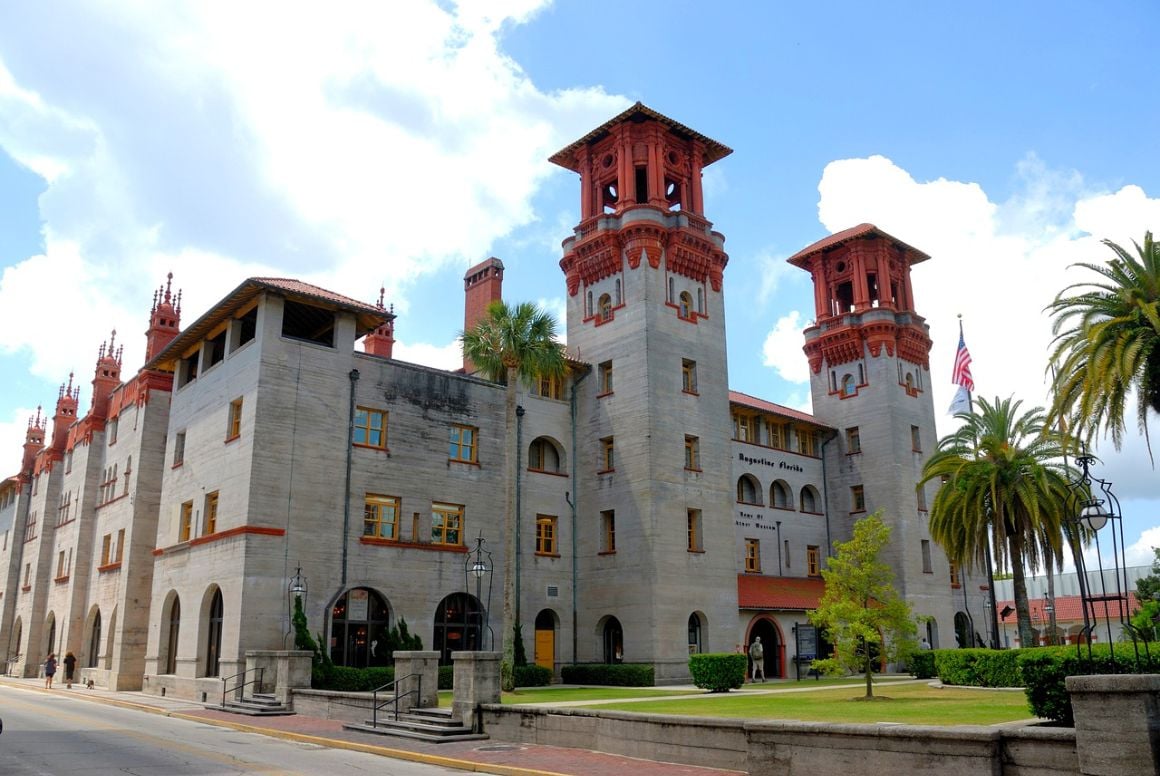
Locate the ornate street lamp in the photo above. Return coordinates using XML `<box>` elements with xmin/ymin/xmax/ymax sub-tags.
<box><xmin>285</xmin><ymin>565</ymin><xmax>308</xmax><ymax>649</ymax></box>
<box><xmin>464</xmin><ymin>532</ymin><xmax>494</xmax><ymax>650</ymax></box>
<box><xmin>1066</xmin><ymin>447</ymin><xmax>1145</xmax><ymax>668</ymax></box>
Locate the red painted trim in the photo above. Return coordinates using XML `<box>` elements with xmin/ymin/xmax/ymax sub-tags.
<box><xmin>359</xmin><ymin>537</ymin><xmax>468</xmax><ymax>553</ymax></box>
<box><xmin>21</xmin><ymin>585</ymin><xmax>31</xmax><ymax>592</ymax></box>
<box><xmin>97</xmin><ymin>562</ymin><xmax>122</xmax><ymax>573</ymax></box>
<box><xmin>54</xmin><ymin>575</ymin><xmax>70</xmax><ymax>584</ymax></box>
<box><xmin>188</xmin><ymin>525</ymin><xmax>285</xmax><ymax>548</ymax></box>
<box><xmin>152</xmin><ymin>548</ymin><xmax>165</xmax><ymax>556</ymax></box>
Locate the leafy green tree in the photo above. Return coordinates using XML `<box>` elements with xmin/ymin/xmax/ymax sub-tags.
<box><xmin>809</xmin><ymin>512</ymin><xmax>917</xmax><ymax>699</ymax></box>
<box><xmin>461</xmin><ymin>300</ymin><xmax>566</xmax><ymax>691</ymax></box>
<box><xmin>1136</xmin><ymin>547</ymin><xmax>1160</xmax><ymax>603</ymax></box>
<box><xmin>920</xmin><ymin>396</ymin><xmax>1071</xmax><ymax>648</ymax></box>
<box><xmin>1047</xmin><ymin>231</ymin><xmax>1160</xmax><ymax>459</ymax></box>
<box><xmin>1129</xmin><ymin>599</ymin><xmax>1160</xmax><ymax>642</ymax></box>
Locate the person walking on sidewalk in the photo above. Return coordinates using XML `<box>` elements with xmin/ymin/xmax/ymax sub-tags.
<box><xmin>748</xmin><ymin>637</ymin><xmax>764</xmax><ymax>682</ymax></box>
<box><xmin>44</xmin><ymin>653</ymin><xmax>57</xmax><ymax>689</ymax></box>
<box><xmin>63</xmin><ymin>651</ymin><xmax>77</xmax><ymax>689</ymax></box>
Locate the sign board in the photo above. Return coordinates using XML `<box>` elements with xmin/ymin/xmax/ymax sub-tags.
<box><xmin>796</xmin><ymin>624</ymin><xmax>817</xmax><ymax>661</ymax></box>
<box><xmin>348</xmin><ymin>588</ymin><xmax>369</xmax><ymax>621</ymax></box>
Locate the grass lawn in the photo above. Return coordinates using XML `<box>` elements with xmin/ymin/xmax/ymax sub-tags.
<box><xmin>586</xmin><ymin>684</ymin><xmax>1035</xmax><ymax>726</ymax></box>
<box><xmin>437</xmin><ymin>687</ymin><xmax>701</xmax><ymax>706</ymax></box>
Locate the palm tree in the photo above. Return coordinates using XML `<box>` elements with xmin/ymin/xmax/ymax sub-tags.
<box><xmin>461</xmin><ymin>300</ymin><xmax>566</xmax><ymax>690</ymax></box>
<box><xmin>1047</xmin><ymin>231</ymin><xmax>1160</xmax><ymax>460</ymax></box>
<box><xmin>920</xmin><ymin>396</ymin><xmax>1071</xmax><ymax>648</ymax></box>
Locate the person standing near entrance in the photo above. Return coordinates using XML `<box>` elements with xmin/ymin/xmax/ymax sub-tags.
<box><xmin>63</xmin><ymin>652</ymin><xmax>77</xmax><ymax>688</ymax></box>
<box><xmin>748</xmin><ymin>636</ymin><xmax>764</xmax><ymax>682</ymax></box>
<box><xmin>43</xmin><ymin>653</ymin><xmax>57</xmax><ymax>689</ymax></box>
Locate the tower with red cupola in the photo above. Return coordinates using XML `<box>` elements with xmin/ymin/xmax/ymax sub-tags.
<box><xmin>145</xmin><ymin>273</ymin><xmax>182</xmax><ymax>363</ymax></box>
<box><xmin>789</xmin><ymin>223</ymin><xmax>967</xmax><ymax>647</ymax></box>
<box><xmin>550</xmin><ymin>104</ymin><xmax>737</xmax><ymax>678</ymax></box>
<box><xmin>362</xmin><ymin>288</ymin><xmax>397</xmax><ymax>359</ymax></box>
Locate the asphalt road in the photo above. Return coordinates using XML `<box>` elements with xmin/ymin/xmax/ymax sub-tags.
<box><xmin>0</xmin><ymin>686</ymin><xmax>463</xmax><ymax>775</ymax></box>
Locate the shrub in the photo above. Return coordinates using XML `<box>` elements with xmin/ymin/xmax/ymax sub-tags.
<box><xmin>438</xmin><ymin>665</ymin><xmax>454</xmax><ymax>690</ymax></box>
<box><xmin>514</xmin><ymin>664</ymin><xmax>553</xmax><ymax>687</ymax></box>
<box><xmin>560</xmin><ymin>663</ymin><xmax>655</xmax><ymax>687</ymax></box>
<box><xmin>907</xmin><ymin>650</ymin><xmax>936</xmax><ymax>679</ymax></box>
<box><xmin>934</xmin><ymin>648</ymin><xmax>986</xmax><ymax>686</ymax></box>
<box><xmin>688</xmin><ymin>653</ymin><xmax>746</xmax><ymax>692</ymax></box>
<box><xmin>312</xmin><ymin>665</ymin><xmax>395</xmax><ymax>692</ymax></box>
<box><xmin>972</xmin><ymin>650</ymin><xmax>1022</xmax><ymax>687</ymax></box>
<box><xmin>1018</xmin><ymin>645</ymin><xmax>1160</xmax><ymax>724</ymax></box>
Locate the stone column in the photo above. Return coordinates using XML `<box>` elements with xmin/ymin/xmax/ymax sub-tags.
<box><xmin>452</xmin><ymin>651</ymin><xmax>501</xmax><ymax>733</ymax></box>
<box><xmin>1067</xmin><ymin>673</ymin><xmax>1160</xmax><ymax>775</ymax></box>
<box><xmin>273</xmin><ymin>651</ymin><xmax>313</xmax><ymax>705</ymax></box>
<box><xmin>393</xmin><ymin>651</ymin><xmax>439</xmax><ymax>712</ymax></box>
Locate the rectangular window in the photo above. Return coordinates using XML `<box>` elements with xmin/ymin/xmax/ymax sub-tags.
<box><xmin>115</xmin><ymin>528</ymin><xmax>125</xmax><ymax>563</ymax></box>
<box><xmin>281</xmin><ymin>300</ymin><xmax>335</xmax><ymax>347</ymax></box>
<box><xmin>684</xmin><ymin>435</ymin><xmax>700</xmax><ymax>471</ymax></box>
<box><xmin>57</xmin><ymin>551</ymin><xmax>66</xmax><ymax>578</ymax></box>
<box><xmin>24</xmin><ymin>563</ymin><xmax>31</xmax><ymax>587</ymax></box>
<box><xmin>236</xmin><ymin>306</ymin><xmax>257</xmax><ymax>348</ymax></box>
<box><xmin>797</xmin><ymin>429</ymin><xmax>817</xmax><ymax>457</ymax></box>
<box><xmin>911</xmin><ymin>425</ymin><xmax>922</xmax><ymax>452</ymax></box>
<box><xmin>173</xmin><ymin>431</ymin><xmax>186</xmax><ymax>467</ymax></box>
<box><xmin>846</xmin><ymin>426</ymin><xmax>861</xmax><ymax>454</ymax></box>
<box><xmin>226</xmin><ymin>397</ymin><xmax>243</xmax><ymax>441</ymax></box>
<box><xmin>57</xmin><ymin>491</ymin><xmax>72</xmax><ymax>526</ymax></box>
<box><xmin>179</xmin><ymin>501</ymin><xmax>193</xmax><ymax>542</ymax></box>
<box><xmin>807</xmin><ymin>545</ymin><xmax>820</xmax><ymax>577</ymax></box>
<box><xmin>536</xmin><ymin>514</ymin><xmax>558</xmax><ymax>555</ymax></box>
<box><xmin>534</xmin><ymin>373</ymin><xmax>563</xmax><ymax>400</ymax></box>
<box><xmin>203</xmin><ymin>491</ymin><xmax>219</xmax><ymax>535</ymax></box>
<box><xmin>949</xmin><ymin>561</ymin><xmax>961</xmax><ymax>588</ymax></box>
<box><xmin>353</xmin><ymin>407</ymin><xmax>387</xmax><ymax>449</ymax></box>
<box><xmin>101</xmin><ymin>534</ymin><xmax>112</xmax><ymax>566</ymax></box>
<box><xmin>181</xmin><ymin>351</ymin><xmax>199</xmax><ymax>386</ymax></box>
<box><xmin>767</xmin><ymin>421</ymin><xmax>785</xmax><ymax>450</ymax></box>
<box><xmin>599</xmin><ymin>436</ymin><xmax>614</xmax><ymax>472</ymax></box>
<box><xmin>916</xmin><ymin>484</ymin><xmax>928</xmax><ymax>512</ymax></box>
<box><xmin>784</xmin><ymin>539</ymin><xmax>791</xmax><ymax>568</ymax></box>
<box><xmin>744</xmin><ymin>538</ymin><xmax>761</xmax><ymax>573</ymax></box>
<box><xmin>681</xmin><ymin>359</ymin><xmax>698</xmax><ymax>394</ymax></box>
<box><xmin>448</xmin><ymin>424</ymin><xmax>478</xmax><ymax>463</ymax></box>
<box><xmin>851</xmin><ymin>485</ymin><xmax>866</xmax><ymax>513</ymax></box>
<box><xmin>431</xmin><ymin>502</ymin><xmax>464</xmax><ymax>546</ymax></box>
<box><xmin>598</xmin><ymin>360</ymin><xmax>613</xmax><ymax>395</ymax></box>
<box><xmin>601</xmin><ymin>509</ymin><xmax>616</xmax><ymax>553</ymax></box>
<box><xmin>65</xmin><ymin>449</ymin><xmax>73</xmax><ymax>473</ymax></box>
<box><xmin>687</xmin><ymin>509</ymin><xmax>702</xmax><ymax>552</ymax></box>
<box><xmin>734</xmin><ymin>414</ymin><xmax>755</xmax><ymax>443</ymax></box>
<box><xmin>206</xmin><ymin>330</ymin><xmax>226</xmax><ymax>367</ymax></box>
<box><xmin>922</xmin><ymin>539</ymin><xmax>933</xmax><ymax>573</ymax></box>
<box><xmin>107</xmin><ymin>417</ymin><xmax>119</xmax><ymax>446</ymax></box>
<box><xmin>364</xmin><ymin>494</ymin><xmax>401</xmax><ymax>540</ymax></box>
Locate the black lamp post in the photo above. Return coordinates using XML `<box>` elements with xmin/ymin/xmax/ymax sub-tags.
<box><xmin>286</xmin><ymin>565</ymin><xmax>308</xmax><ymax>649</ymax></box>
<box><xmin>465</xmin><ymin>532</ymin><xmax>494</xmax><ymax>650</ymax></box>
<box><xmin>1066</xmin><ymin>447</ymin><xmax>1143</xmax><ymax>668</ymax></box>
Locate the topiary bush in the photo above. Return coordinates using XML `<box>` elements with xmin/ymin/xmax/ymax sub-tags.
<box><xmin>934</xmin><ymin>648</ymin><xmax>988</xmax><ymax>685</ymax></box>
<box><xmin>514</xmin><ymin>664</ymin><xmax>553</xmax><ymax>687</ymax></box>
<box><xmin>972</xmin><ymin>649</ymin><xmax>1022</xmax><ymax>687</ymax></box>
<box><xmin>311</xmin><ymin>665</ymin><xmax>395</xmax><ymax>692</ymax></box>
<box><xmin>688</xmin><ymin>653</ymin><xmax>747</xmax><ymax>692</ymax></box>
<box><xmin>560</xmin><ymin>663</ymin><xmax>655</xmax><ymax>687</ymax></box>
<box><xmin>907</xmin><ymin>650</ymin><xmax>936</xmax><ymax>679</ymax></box>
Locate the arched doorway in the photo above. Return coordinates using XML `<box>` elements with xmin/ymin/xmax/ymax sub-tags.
<box><xmin>205</xmin><ymin>589</ymin><xmax>223</xmax><ymax>677</ymax></box>
<box><xmin>600</xmin><ymin>616</ymin><xmax>623</xmax><ymax>664</ymax></box>
<box><xmin>534</xmin><ymin>609</ymin><xmax>557</xmax><ymax>671</ymax></box>
<box><xmin>163</xmin><ymin>594</ymin><xmax>180</xmax><ymax>675</ymax></box>
<box><xmin>433</xmin><ymin>593</ymin><xmax>483</xmax><ymax>665</ymax></box>
<box><xmin>330</xmin><ymin>587</ymin><xmax>391</xmax><ymax>667</ymax></box>
<box><xmin>747</xmin><ymin>618</ymin><xmax>784</xmax><ymax>678</ymax></box>
<box><xmin>688</xmin><ymin>612</ymin><xmax>705</xmax><ymax>654</ymax></box>
<box><xmin>954</xmin><ymin>611</ymin><xmax>971</xmax><ymax>649</ymax></box>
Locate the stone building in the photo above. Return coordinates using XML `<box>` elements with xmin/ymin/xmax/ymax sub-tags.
<box><xmin>0</xmin><ymin>104</ymin><xmax>983</xmax><ymax>695</ymax></box>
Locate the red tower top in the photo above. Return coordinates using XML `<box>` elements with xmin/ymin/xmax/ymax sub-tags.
<box><xmin>363</xmin><ymin>287</ymin><xmax>397</xmax><ymax>359</ymax></box>
<box><xmin>787</xmin><ymin>223</ymin><xmax>932</xmax><ymax>372</ymax></box>
<box><xmin>21</xmin><ymin>407</ymin><xmax>45</xmax><ymax>479</ymax></box>
<box><xmin>90</xmin><ymin>330</ymin><xmax>123</xmax><ymax>419</ymax></box>
<box><xmin>50</xmin><ymin>373</ymin><xmax>80</xmax><ymax>453</ymax></box>
<box><xmin>145</xmin><ymin>272</ymin><xmax>183</xmax><ymax>363</ymax></box>
<box><xmin>462</xmin><ymin>257</ymin><xmax>504</xmax><ymax>373</ymax></box>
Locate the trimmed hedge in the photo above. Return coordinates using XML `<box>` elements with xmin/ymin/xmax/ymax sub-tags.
<box><xmin>438</xmin><ymin>665</ymin><xmax>454</xmax><ymax>690</ymax></box>
<box><xmin>907</xmin><ymin>650</ymin><xmax>936</xmax><ymax>679</ymax></box>
<box><xmin>688</xmin><ymin>653</ymin><xmax>747</xmax><ymax>692</ymax></box>
<box><xmin>560</xmin><ymin>663</ymin><xmax>655</xmax><ymax>687</ymax></box>
<box><xmin>312</xmin><ymin>665</ymin><xmax>395</xmax><ymax>692</ymax></box>
<box><xmin>934</xmin><ymin>648</ymin><xmax>1021</xmax><ymax>688</ymax></box>
<box><xmin>1018</xmin><ymin>645</ymin><xmax>1160</xmax><ymax>724</ymax></box>
<box><xmin>514</xmin><ymin>665</ymin><xmax>553</xmax><ymax>687</ymax></box>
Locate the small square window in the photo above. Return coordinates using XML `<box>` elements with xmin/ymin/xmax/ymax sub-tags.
<box><xmin>449</xmin><ymin>424</ymin><xmax>478</xmax><ymax>463</ymax></box>
<box><xmin>354</xmin><ymin>407</ymin><xmax>388</xmax><ymax>449</ymax></box>
<box><xmin>431</xmin><ymin>502</ymin><xmax>464</xmax><ymax>546</ymax></box>
<box><xmin>364</xmin><ymin>494</ymin><xmax>401</xmax><ymax>540</ymax></box>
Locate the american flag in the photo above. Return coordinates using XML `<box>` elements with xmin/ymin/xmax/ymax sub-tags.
<box><xmin>952</xmin><ymin>332</ymin><xmax>974</xmax><ymax>391</ymax></box>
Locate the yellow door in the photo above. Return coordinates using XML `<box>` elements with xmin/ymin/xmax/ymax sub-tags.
<box><xmin>534</xmin><ymin>628</ymin><xmax>554</xmax><ymax>670</ymax></box>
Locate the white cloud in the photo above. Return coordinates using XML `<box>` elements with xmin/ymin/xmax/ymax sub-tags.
<box><xmin>1125</xmin><ymin>525</ymin><xmax>1160</xmax><ymax>568</ymax></box>
<box><xmin>761</xmin><ymin>310</ymin><xmax>810</xmax><ymax>384</ymax></box>
<box><xmin>755</xmin><ymin>249</ymin><xmax>795</xmax><ymax>305</ymax></box>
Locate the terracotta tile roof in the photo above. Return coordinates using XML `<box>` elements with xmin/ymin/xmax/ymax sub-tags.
<box><xmin>997</xmin><ymin>592</ymin><xmax>1141</xmax><ymax>623</ymax></box>
<box><xmin>251</xmin><ymin>278</ymin><xmax>385</xmax><ymax>316</ymax></box>
<box><xmin>786</xmin><ymin>223</ymin><xmax>930</xmax><ymax>269</ymax></box>
<box><xmin>738</xmin><ymin>574</ymin><xmax>826</xmax><ymax>611</ymax></box>
<box><xmin>728</xmin><ymin>390</ymin><xmax>832</xmax><ymax>430</ymax></box>
<box><xmin>549</xmin><ymin>102</ymin><xmax>732</xmax><ymax>172</ymax></box>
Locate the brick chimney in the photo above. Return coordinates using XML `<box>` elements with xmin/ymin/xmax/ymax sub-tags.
<box><xmin>363</xmin><ymin>287</ymin><xmax>397</xmax><ymax>359</ymax></box>
<box><xmin>462</xmin><ymin>257</ymin><xmax>504</xmax><ymax>372</ymax></box>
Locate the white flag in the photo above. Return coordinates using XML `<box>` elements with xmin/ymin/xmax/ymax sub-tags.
<box><xmin>948</xmin><ymin>385</ymin><xmax>971</xmax><ymax>416</ymax></box>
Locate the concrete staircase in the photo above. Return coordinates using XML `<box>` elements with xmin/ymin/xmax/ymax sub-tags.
<box><xmin>344</xmin><ymin>707</ymin><xmax>489</xmax><ymax>743</ymax></box>
<box><xmin>210</xmin><ymin>692</ymin><xmax>295</xmax><ymax>717</ymax></box>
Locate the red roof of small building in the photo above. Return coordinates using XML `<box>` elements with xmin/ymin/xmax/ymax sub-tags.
<box><xmin>738</xmin><ymin>574</ymin><xmax>826</xmax><ymax>611</ymax></box>
<box><xmin>728</xmin><ymin>390</ymin><xmax>832</xmax><ymax>430</ymax></box>
<box><xmin>786</xmin><ymin>223</ymin><xmax>930</xmax><ymax>270</ymax></box>
<box><xmin>997</xmin><ymin>592</ymin><xmax>1141</xmax><ymax>623</ymax></box>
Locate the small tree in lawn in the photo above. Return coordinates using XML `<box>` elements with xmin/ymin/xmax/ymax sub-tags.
<box><xmin>809</xmin><ymin>512</ymin><xmax>917</xmax><ymax>699</ymax></box>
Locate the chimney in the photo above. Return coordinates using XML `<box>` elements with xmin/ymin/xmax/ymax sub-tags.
<box><xmin>463</xmin><ymin>257</ymin><xmax>504</xmax><ymax>372</ymax></box>
<box><xmin>363</xmin><ymin>287</ymin><xmax>397</xmax><ymax>359</ymax></box>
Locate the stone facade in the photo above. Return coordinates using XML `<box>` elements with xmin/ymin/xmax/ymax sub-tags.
<box><xmin>0</xmin><ymin>104</ymin><xmax>984</xmax><ymax>696</ymax></box>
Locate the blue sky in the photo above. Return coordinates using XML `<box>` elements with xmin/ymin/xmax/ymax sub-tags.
<box><xmin>0</xmin><ymin>1</ymin><xmax>1157</xmax><ymax>568</ymax></box>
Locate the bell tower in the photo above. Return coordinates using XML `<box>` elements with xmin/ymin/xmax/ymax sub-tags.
<box><xmin>550</xmin><ymin>104</ymin><xmax>737</xmax><ymax>680</ymax></box>
<box><xmin>789</xmin><ymin>223</ymin><xmax>964</xmax><ymax>645</ymax></box>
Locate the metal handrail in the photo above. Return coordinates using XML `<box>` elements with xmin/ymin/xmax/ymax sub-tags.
<box><xmin>220</xmin><ymin>666</ymin><xmax>265</xmax><ymax>707</ymax></box>
<box><xmin>371</xmin><ymin>673</ymin><xmax>421</xmax><ymax>726</ymax></box>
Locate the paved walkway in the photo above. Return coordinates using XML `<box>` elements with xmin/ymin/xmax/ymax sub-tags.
<box><xmin>0</xmin><ymin>676</ymin><xmax>743</xmax><ymax>776</ymax></box>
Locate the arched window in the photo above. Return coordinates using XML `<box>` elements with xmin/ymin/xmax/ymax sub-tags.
<box><xmin>598</xmin><ymin>294</ymin><xmax>612</xmax><ymax>322</ymax></box>
<box><xmin>586</xmin><ymin>290</ymin><xmax>593</xmax><ymax>317</ymax></box>
<box><xmin>697</xmin><ymin>288</ymin><xmax>704</xmax><ymax>314</ymax></box>
<box><xmin>679</xmin><ymin>291</ymin><xmax>693</xmax><ymax>319</ymax></box>
<box><xmin>688</xmin><ymin>613</ymin><xmax>704</xmax><ymax>654</ymax></box>
<box><xmin>668</xmin><ymin>277</ymin><xmax>675</xmax><ymax>303</ymax></box>
<box><xmin>615</xmin><ymin>278</ymin><xmax>622</xmax><ymax>306</ymax></box>
<box><xmin>164</xmin><ymin>595</ymin><xmax>180</xmax><ymax>675</ymax></box>
<box><xmin>800</xmin><ymin>485</ymin><xmax>820</xmax><ymax>514</ymax></box>
<box><xmin>88</xmin><ymin>610</ymin><xmax>102</xmax><ymax>668</ymax></box>
<box><xmin>528</xmin><ymin>437</ymin><xmax>562</xmax><ymax>473</ymax></box>
<box><xmin>205</xmin><ymin>589</ymin><xmax>223</xmax><ymax>677</ymax></box>
<box><xmin>434</xmin><ymin>593</ymin><xmax>484</xmax><ymax>665</ymax></box>
<box><xmin>331</xmin><ymin>587</ymin><xmax>391</xmax><ymax>668</ymax></box>
<box><xmin>601</xmin><ymin>617</ymin><xmax>623</xmax><ymax>664</ymax></box>
<box><xmin>737</xmin><ymin>475</ymin><xmax>761</xmax><ymax>505</ymax></box>
<box><xmin>771</xmin><ymin>480</ymin><xmax>792</xmax><ymax>509</ymax></box>
<box><xmin>534</xmin><ymin>609</ymin><xmax>557</xmax><ymax>671</ymax></box>
<box><xmin>841</xmin><ymin>374</ymin><xmax>857</xmax><ymax>397</ymax></box>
